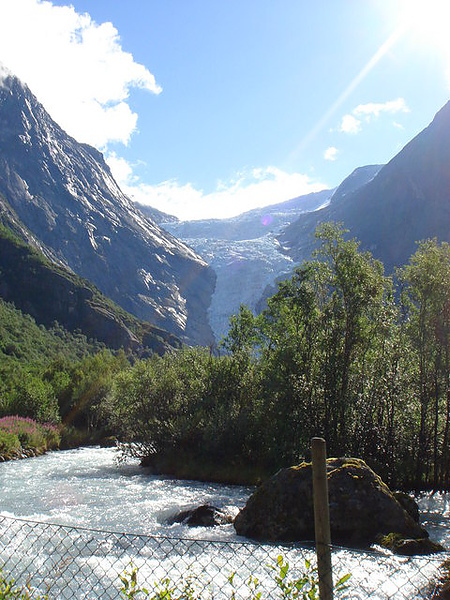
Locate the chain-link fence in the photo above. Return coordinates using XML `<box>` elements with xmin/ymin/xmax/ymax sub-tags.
<box><xmin>0</xmin><ymin>514</ymin><xmax>447</xmax><ymax>599</ymax></box>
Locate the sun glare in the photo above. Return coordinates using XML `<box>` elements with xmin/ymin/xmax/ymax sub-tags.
<box><xmin>401</xmin><ymin>0</ymin><xmax>450</xmax><ymax>52</ymax></box>
<box><xmin>394</xmin><ymin>0</ymin><xmax>450</xmax><ymax>86</ymax></box>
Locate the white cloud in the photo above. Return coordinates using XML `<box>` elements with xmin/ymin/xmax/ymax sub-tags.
<box><xmin>339</xmin><ymin>114</ymin><xmax>362</xmax><ymax>134</ymax></box>
<box><xmin>353</xmin><ymin>98</ymin><xmax>410</xmax><ymax>119</ymax></box>
<box><xmin>324</xmin><ymin>146</ymin><xmax>339</xmax><ymax>161</ymax></box>
<box><xmin>108</xmin><ymin>159</ymin><xmax>328</xmax><ymax>221</ymax></box>
<box><xmin>339</xmin><ymin>98</ymin><xmax>410</xmax><ymax>135</ymax></box>
<box><xmin>106</xmin><ymin>152</ymin><xmax>137</xmax><ymax>184</ymax></box>
<box><xmin>0</xmin><ymin>0</ymin><xmax>161</xmax><ymax>149</ymax></box>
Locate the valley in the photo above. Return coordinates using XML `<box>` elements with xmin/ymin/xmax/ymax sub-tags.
<box><xmin>0</xmin><ymin>67</ymin><xmax>449</xmax><ymax>492</ymax></box>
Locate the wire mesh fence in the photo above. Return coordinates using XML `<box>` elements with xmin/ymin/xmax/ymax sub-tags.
<box><xmin>0</xmin><ymin>514</ymin><xmax>447</xmax><ymax>599</ymax></box>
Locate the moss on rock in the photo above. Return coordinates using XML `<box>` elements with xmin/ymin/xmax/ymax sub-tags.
<box><xmin>234</xmin><ymin>457</ymin><xmax>430</xmax><ymax>551</ymax></box>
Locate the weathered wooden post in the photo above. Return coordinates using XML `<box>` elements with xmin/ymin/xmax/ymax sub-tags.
<box><xmin>311</xmin><ymin>437</ymin><xmax>333</xmax><ymax>600</ymax></box>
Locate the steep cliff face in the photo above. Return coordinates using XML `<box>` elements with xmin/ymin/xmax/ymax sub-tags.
<box><xmin>0</xmin><ymin>74</ymin><xmax>215</xmax><ymax>346</ymax></box>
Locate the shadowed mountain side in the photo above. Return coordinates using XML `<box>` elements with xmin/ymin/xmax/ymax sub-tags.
<box><xmin>279</xmin><ymin>104</ymin><xmax>450</xmax><ymax>272</ymax></box>
<box><xmin>0</xmin><ymin>224</ymin><xmax>181</xmax><ymax>355</ymax></box>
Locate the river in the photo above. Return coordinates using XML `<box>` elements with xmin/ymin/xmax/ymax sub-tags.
<box><xmin>0</xmin><ymin>446</ymin><xmax>449</xmax><ymax>599</ymax></box>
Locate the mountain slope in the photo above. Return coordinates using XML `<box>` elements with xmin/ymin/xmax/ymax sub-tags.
<box><xmin>0</xmin><ymin>223</ymin><xmax>180</xmax><ymax>354</ymax></box>
<box><xmin>279</xmin><ymin>105</ymin><xmax>450</xmax><ymax>271</ymax></box>
<box><xmin>0</xmin><ymin>73</ymin><xmax>215</xmax><ymax>346</ymax></box>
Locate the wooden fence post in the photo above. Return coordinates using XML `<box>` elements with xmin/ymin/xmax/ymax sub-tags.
<box><xmin>311</xmin><ymin>437</ymin><xmax>333</xmax><ymax>600</ymax></box>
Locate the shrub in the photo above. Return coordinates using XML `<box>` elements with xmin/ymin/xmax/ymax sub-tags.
<box><xmin>0</xmin><ymin>416</ymin><xmax>60</xmax><ymax>453</ymax></box>
<box><xmin>7</xmin><ymin>374</ymin><xmax>60</xmax><ymax>425</ymax></box>
<box><xmin>0</xmin><ymin>429</ymin><xmax>21</xmax><ymax>457</ymax></box>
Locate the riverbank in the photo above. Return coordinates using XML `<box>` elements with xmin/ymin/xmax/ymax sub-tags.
<box><xmin>0</xmin><ymin>415</ymin><xmax>60</xmax><ymax>462</ymax></box>
<box><xmin>140</xmin><ymin>452</ymin><xmax>268</xmax><ymax>486</ymax></box>
<box><xmin>0</xmin><ymin>444</ymin><xmax>47</xmax><ymax>462</ymax></box>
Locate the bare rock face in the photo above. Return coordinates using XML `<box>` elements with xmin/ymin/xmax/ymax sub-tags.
<box><xmin>0</xmin><ymin>73</ymin><xmax>215</xmax><ymax>346</ymax></box>
<box><xmin>234</xmin><ymin>458</ymin><xmax>428</xmax><ymax>548</ymax></box>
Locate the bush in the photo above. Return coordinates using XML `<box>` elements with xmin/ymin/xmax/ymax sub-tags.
<box><xmin>0</xmin><ymin>416</ymin><xmax>60</xmax><ymax>454</ymax></box>
<box><xmin>7</xmin><ymin>374</ymin><xmax>60</xmax><ymax>424</ymax></box>
<box><xmin>0</xmin><ymin>429</ymin><xmax>21</xmax><ymax>457</ymax></box>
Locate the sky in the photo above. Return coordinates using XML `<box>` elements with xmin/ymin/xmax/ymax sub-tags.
<box><xmin>0</xmin><ymin>0</ymin><xmax>449</xmax><ymax>221</ymax></box>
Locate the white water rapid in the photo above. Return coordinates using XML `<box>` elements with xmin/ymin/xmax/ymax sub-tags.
<box><xmin>0</xmin><ymin>447</ymin><xmax>449</xmax><ymax>599</ymax></box>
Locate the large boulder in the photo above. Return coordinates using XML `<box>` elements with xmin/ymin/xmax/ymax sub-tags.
<box><xmin>234</xmin><ymin>457</ymin><xmax>428</xmax><ymax>548</ymax></box>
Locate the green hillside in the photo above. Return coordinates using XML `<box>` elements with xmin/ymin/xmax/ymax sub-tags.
<box><xmin>0</xmin><ymin>223</ymin><xmax>181</xmax><ymax>355</ymax></box>
<box><xmin>0</xmin><ymin>297</ymin><xmax>101</xmax><ymax>368</ymax></box>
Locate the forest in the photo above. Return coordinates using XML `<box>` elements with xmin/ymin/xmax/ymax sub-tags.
<box><xmin>0</xmin><ymin>223</ymin><xmax>449</xmax><ymax>491</ymax></box>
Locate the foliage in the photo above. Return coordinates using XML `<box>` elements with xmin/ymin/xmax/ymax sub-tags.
<box><xmin>0</xmin><ymin>416</ymin><xmax>60</xmax><ymax>460</ymax></box>
<box><xmin>0</xmin><ymin>416</ymin><xmax>60</xmax><ymax>452</ymax></box>
<box><xmin>119</xmin><ymin>563</ymin><xmax>149</xmax><ymax>599</ymax></box>
<box><xmin>397</xmin><ymin>239</ymin><xmax>450</xmax><ymax>489</ymax></box>
<box><xmin>118</xmin><ymin>556</ymin><xmax>350</xmax><ymax>599</ymax></box>
<box><xmin>0</xmin><ymin>296</ymin><xmax>129</xmax><ymax>447</ymax></box>
<box><xmin>106</xmin><ymin>347</ymin><xmax>262</xmax><ymax>478</ymax></box>
<box><xmin>0</xmin><ymin>299</ymin><xmax>100</xmax><ymax>367</ymax></box>
<box><xmin>267</xmin><ymin>555</ymin><xmax>350</xmax><ymax>600</ymax></box>
<box><xmin>0</xmin><ymin>568</ymin><xmax>48</xmax><ymax>600</ymax></box>
<box><xmin>48</xmin><ymin>350</ymin><xmax>129</xmax><ymax>433</ymax></box>
<box><xmin>0</xmin><ymin>298</ymin><xmax>102</xmax><ymax>426</ymax></box>
<box><xmin>106</xmin><ymin>223</ymin><xmax>450</xmax><ymax>490</ymax></box>
<box><xmin>1</xmin><ymin>219</ymin><xmax>449</xmax><ymax>490</ymax></box>
<box><xmin>6</xmin><ymin>375</ymin><xmax>60</xmax><ymax>425</ymax></box>
<box><xmin>0</xmin><ymin>430</ymin><xmax>21</xmax><ymax>457</ymax></box>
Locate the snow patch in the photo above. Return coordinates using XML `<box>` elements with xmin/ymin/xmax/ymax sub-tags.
<box><xmin>86</xmin><ymin>222</ymin><xmax>98</xmax><ymax>250</ymax></box>
<box><xmin>139</xmin><ymin>268</ymin><xmax>156</xmax><ymax>289</ymax></box>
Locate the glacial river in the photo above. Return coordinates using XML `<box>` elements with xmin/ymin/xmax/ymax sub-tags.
<box><xmin>0</xmin><ymin>446</ymin><xmax>449</xmax><ymax>599</ymax></box>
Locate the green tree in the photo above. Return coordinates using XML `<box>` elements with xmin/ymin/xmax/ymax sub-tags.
<box><xmin>221</xmin><ymin>304</ymin><xmax>259</xmax><ymax>356</ymax></box>
<box><xmin>399</xmin><ymin>239</ymin><xmax>450</xmax><ymax>489</ymax></box>
<box><xmin>313</xmin><ymin>222</ymin><xmax>389</xmax><ymax>453</ymax></box>
<box><xmin>7</xmin><ymin>371</ymin><xmax>59</xmax><ymax>424</ymax></box>
<box><xmin>255</xmin><ymin>223</ymin><xmax>393</xmax><ymax>465</ymax></box>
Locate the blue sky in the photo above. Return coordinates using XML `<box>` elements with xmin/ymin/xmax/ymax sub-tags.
<box><xmin>0</xmin><ymin>1</ymin><xmax>449</xmax><ymax>219</ymax></box>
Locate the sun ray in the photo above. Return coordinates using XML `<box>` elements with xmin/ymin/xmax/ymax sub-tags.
<box><xmin>287</xmin><ymin>27</ymin><xmax>404</xmax><ymax>165</ymax></box>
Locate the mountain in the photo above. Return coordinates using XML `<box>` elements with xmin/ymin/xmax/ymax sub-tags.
<box><xmin>279</xmin><ymin>104</ymin><xmax>450</xmax><ymax>271</ymax></box>
<box><xmin>165</xmin><ymin>189</ymin><xmax>333</xmax><ymax>242</ymax></box>
<box><xmin>0</xmin><ymin>72</ymin><xmax>215</xmax><ymax>346</ymax></box>
<box><xmin>162</xmin><ymin>166</ymin><xmax>388</xmax><ymax>342</ymax></box>
<box><xmin>134</xmin><ymin>202</ymin><xmax>179</xmax><ymax>226</ymax></box>
<box><xmin>0</xmin><ymin>222</ymin><xmax>181</xmax><ymax>355</ymax></box>
<box><xmin>163</xmin><ymin>190</ymin><xmax>334</xmax><ymax>341</ymax></box>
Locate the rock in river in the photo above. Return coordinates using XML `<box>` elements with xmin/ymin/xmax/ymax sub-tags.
<box><xmin>168</xmin><ymin>504</ymin><xmax>233</xmax><ymax>527</ymax></box>
<box><xmin>234</xmin><ymin>457</ymin><xmax>429</xmax><ymax>549</ymax></box>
